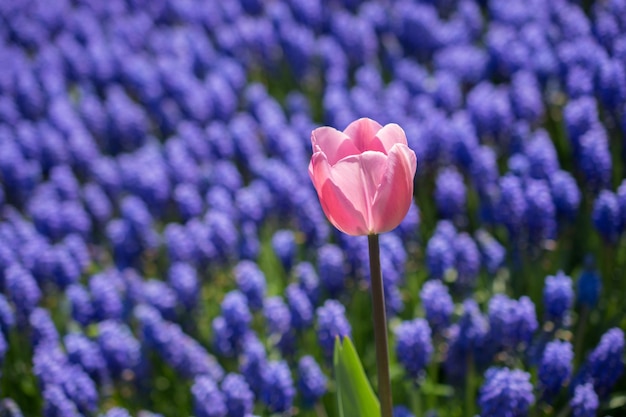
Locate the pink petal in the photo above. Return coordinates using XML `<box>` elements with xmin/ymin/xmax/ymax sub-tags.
<box><xmin>309</xmin><ymin>151</ymin><xmax>369</xmax><ymax>236</ymax></box>
<box><xmin>311</xmin><ymin>126</ymin><xmax>360</xmax><ymax>165</ymax></box>
<box><xmin>371</xmin><ymin>143</ymin><xmax>417</xmax><ymax>234</ymax></box>
<box><xmin>375</xmin><ymin>123</ymin><xmax>408</xmax><ymax>153</ymax></box>
<box><xmin>329</xmin><ymin>151</ymin><xmax>388</xmax><ymax>233</ymax></box>
<box><xmin>319</xmin><ymin>181</ymin><xmax>370</xmax><ymax>236</ymax></box>
<box><xmin>343</xmin><ymin>118</ymin><xmax>386</xmax><ymax>154</ymax></box>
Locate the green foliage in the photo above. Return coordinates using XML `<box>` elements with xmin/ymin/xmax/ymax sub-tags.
<box><xmin>333</xmin><ymin>336</ymin><xmax>381</xmax><ymax>417</ymax></box>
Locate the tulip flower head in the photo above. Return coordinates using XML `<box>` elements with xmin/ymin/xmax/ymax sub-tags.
<box><xmin>308</xmin><ymin>118</ymin><xmax>417</xmax><ymax>236</ymax></box>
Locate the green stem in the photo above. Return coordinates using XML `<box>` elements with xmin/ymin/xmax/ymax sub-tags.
<box><xmin>465</xmin><ymin>354</ymin><xmax>476</xmax><ymax>417</ymax></box>
<box><xmin>408</xmin><ymin>382</ymin><xmax>422</xmax><ymax>417</ymax></box>
<box><xmin>368</xmin><ymin>234</ymin><xmax>393</xmax><ymax>417</ymax></box>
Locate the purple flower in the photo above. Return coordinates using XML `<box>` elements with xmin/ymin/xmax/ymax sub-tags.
<box><xmin>221</xmin><ymin>290</ymin><xmax>252</xmax><ymax>339</ymax></box>
<box><xmin>192</xmin><ymin>375</ymin><xmax>227</xmax><ymax>417</ymax></box>
<box><xmin>538</xmin><ymin>340</ymin><xmax>573</xmax><ymax>403</ymax></box>
<box><xmin>295</xmin><ymin>262</ymin><xmax>320</xmax><ymax>305</ymax></box>
<box><xmin>173</xmin><ymin>183</ymin><xmax>203</xmax><ymax>221</ymax></box>
<box><xmin>578</xmin><ymin>127</ymin><xmax>612</xmax><ymax>193</ymax></box>
<box><xmin>233</xmin><ymin>260</ymin><xmax>267</xmax><ymax>310</ymax></box>
<box><xmin>0</xmin><ymin>398</ymin><xmax>24</xmax><ymax>417</ymax></box>
<box><xmin>64</xmin><ymin>332</ymin><xmax>109</xmax><ymax>384</ymax></box>
<box><xmin>102</xmin><ymin>408</ymin><xmax>132</xmax><ymax>417</ymax></box>
<box><xmin>43</xmin><ymin>385</ymin><xmax>80</xmax><ymax>417</ymax></box>
<box><xmin>577</xmin><ymin>264</ymin><xmax>602</xmax><ymax>308</ymax></box>
<box><xmin>550</xmin><ymin>170</ymin><xmax>581</xmax><ymax>220</ymax></box>
<box><xmin>240</xmin><ymin>332</ymin><xmax>267</xmax><ymax>395</ymax></box>
<box><xmin>525</xmin><ymin>179</ymin><xmax>556</xmax><ymax>244</ymax></box>
<box><xmin>0</xmin><ymin>294</ymin><xmax>15</xmax><ymax>335</ymax></box>
<box><xmin>434</xmin><ymin>45</ymin><xmax>488</xmax><ymax>84</ymax></box>
<box><xmin>454</xmin><ymin>232</ymin><xmax>481</xmax><ymax>290</ymax></box>
<box><xmin>426</xmin><ymin>233</ymin><xmax>455</xmax><ymax>280</ymax></box>
<box><xmin>393</xmin><ymin>406</ymin><xmax>415</xmax><ymax>417</ymax></box>
<box><xmin>142</xmin><ymin>279</ymin><xmax>178</xmax><ymax>320</ymax></box>
<box><xmin>66</xmin><ymin>284</ymin><xmax>94</xmax><ymax>327</ymax></box>
<box><xmin>82</xmin><ymin>182</ymin><xmax>113</xmax><ymax>225</ymax></box>
<box><xmin>570</xmin><ymin>383</ymin><xmax>598</xmax><ymax>417</ymax></box>
<box><xmin>317</xmin><ymin>244</ymin><xmax>346</xmax><ymax>297</ymax></box>
<box><xmin>89</xmin><ymin>271</ymin><xmax>123</xmax><ymax>322</ymax></box>
<box><xmin>286</xmin><ymin>283</ymin><xmax>314</xmax><ymax>330</ymax></box>
<box><xmin>29</xmin><ymin>307</ymin><xmax>59</xmax><ymax>348</ymax></box>
<box><xmin>271</xmin><ymin>230</ymin><xmax>297</xmax><ymax>273</ymax></box>
<box><xmin>420</xmin><ymin>280</ymin><xmax>454</xmax><ymax>335</ymax></box>
<box><xmin>584</xmin><ymin>327</ymin><xmax>625</xmax><ymax>397</ymax></box>
<box><xmin>510</xmin><ymin>70</ymin><xmax>544</xmax><ymax>123</ymax></box>
<box><xmin>475</xmin><ymin>229</ymin><xmax>505</xmax><ymax>275</ymax></box>
<box><xmin>264</xmin><ymin>296</ymin><xmax>291</xmax><ymax>337</ymax></box>
<box><xmin>221</xmin><ymin>373</ymin><xmax>254</xmax><ymax>417</ymax></box>
<box><xmin>592</xmin><ymin>190</ymin><xmax>623</xmax><ymax>244</ymax></box>
<box><xmin>478</xmin><ymin>367</ymin><xmax>534</xmax><ymax>417</ymax></box>
<box><xmin>467</xmin><ymin>82</ymin><xmax>514</xmax><ymax>142</ymax></box>
<box><xmin>5</xmin><ymin>263</ymin><xmax>41</xmax><ymax>321</ymax></box>
<box><xmin>488</xmin><ymin>294</ymin><xmax>538</xmax><ymax>351</ymax></box>
<box><xmin>297</xmin><ymin>355</ymin><xmax>327</xmax><ymax>408</ymax></box>
<box><xmin>316</xmin><ymin>299</ymin><xmax>351</xmax><ymax>359</ymax></box>
<box><xmin>598</xmin><ymin>58</ymin><xmax>626</xmax><ymax>112</ymax></box>
<box><xmin>261</xmin><ymin>360</ymin><xmax>295</xmax><ymax>414</ymax></box>
<box><xmin>543</xmin><ymin>271</ymin><xmax>574</xmax><ymax>325</ymax></box>
<box><xmin>97</xmin><ymin>320</ymin><xmax>141</xmax><ymax>378</ymax></box>
<box><xmin>394</xmin><ymin>318</ymin><xmax>433</xmax><ymax>380</ymax></box>
<box><xmin>525</xmin><ymin>129</ymin><xmax>559</xmax><ymax>180</ymax></box>
<box><xmin>435</xmin><ymin>167</ymin><xmax>466</xmax><ymax>219</ymax></box>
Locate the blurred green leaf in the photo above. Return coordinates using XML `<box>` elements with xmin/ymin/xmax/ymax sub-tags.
<box><xmin>333</xmin><ymin>336</ymin><xmax>381</xmax><ymax>417</ymax></box>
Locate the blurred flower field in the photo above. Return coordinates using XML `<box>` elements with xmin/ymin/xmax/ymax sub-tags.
<box><xmin>0</xmin><ymin>0</ymin><xmax>625</xmax><ymax>416</ymax></box>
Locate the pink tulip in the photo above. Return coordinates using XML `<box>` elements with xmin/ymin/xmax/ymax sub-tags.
<box><xmin>308</xmin><ymin>117</ymin><xmax>417</xmax><ymax>236</ymax></box>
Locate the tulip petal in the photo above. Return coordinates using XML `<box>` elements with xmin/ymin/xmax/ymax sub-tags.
<box><xmin>375</xmin><ymin>123</ymin><xmax>408</xmax><ymax>153</ymax></box>
<box><xmin>371</xmin><ymin>144</ymin><xmax>417</xmax><ymax>234</ymax></box>
<box><xmin>311</xmin><ymin>126</ymin><xmax>360</xmax><ymax>165</ymax></box>
<box><xmin>329</xmin><ymin>151</ymin><xmax>388</xmax><ymax>232</ymax></box>
<box><xmin>310</xmin><ymin>151</ymin><xmax>369</xmax><ymax>236</ymax></box>
<box><xmin>319</xmin><ymin>181</ymin><xmax>370</xmax><ymax>236</ymax></box>
<box><xmin>344</xmin><ymin>118</ymin><xmax>386</xmax><ymax>154</ymax></box>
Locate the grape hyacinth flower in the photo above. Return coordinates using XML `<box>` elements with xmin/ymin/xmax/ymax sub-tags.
<box><xmin>240</xmin><ymin>332</ymin><xmax>267</xmax><ymax>396</ymax></box>
<box><xmin>192</xmin><ymin>375</ymin><xmax>227</xmax><ymax>417</ymax></box>
<box><xmin>97</xmin><ymin>320</ymin><xmax>141</xmax><ymax>379</ymax></box>
<box><xmin>294</xmin><ymin>261</ymin><xmax>320</xmax><ymax>306</ymax></box>
<box><xmin>434</xmin><ymin>167</ymin><xmax>466</xmax><ymax>220</ymax></box>
<box><xmin>570</xmin><ymin>383</ymin><xmax>598</xmax><ymax>417</ymax></box>
<box><xmin>234</xmin><ymin>260</ymin><xmax>266</xmax><ymax>312</ymax></box>
<box><xmin>167</xmin><ymin>262</ymin><xmax>199</xmax><ymax>310</ymax></box>
<box><xmin>317</xmin><ymin>243</ymin><xmax>347</xmax><ymax>298</ymax></box>
<box><xmin>592</xmin><ymin>190</ymin><xmax>623</xmax><ymax>244</ymax></box>
<box><xmin>286</xmin><ymin>283</ymin><xmax>314</xmax><ymax>331</ymax></box>
<box><xmin>316</xmin><ymin>299</ymin><xmax>352</xmax><ymax>360</ymax></box>
<box><xmin>478</xmin><ymin>367</ymin><xmax>534</xmax><ymax>417</ymax></box>
<box><xmin>5</xmin><ymin>264</ymin><xmax>41</xmax><ymax>322</ymax></box>
<box><xmin>394</xmin><ymin>318</ymin><xmax>433</xmax><ymax>381</ymax></box>
<box><xmin>221</xmin><ymin>373</ymin><xmax>254</xmax><ymax>417</ymax></box>
<box><xmin>581</xmin><ymin>327</ymin><xmax>625</xmax><ymax>398</ymax></box>
<box><xmin>271</xmin><ymin>229</ymin><xmax>297</xmax><ymax>273</ymax></box>
<box><xmin>297</xmin><ymin>355</ymin><xmax>327</xmax><ymax>408</ymax></box>
<box><xmin>543</xmin><ymin>271</ymin><xmax>574</xmax><ymax>325</ymax></box>
<box><xmin>474</xmin><ymin>229</ymin><xmax>505</xmax><ymax>275</ymax></box>
<box><xmin>263</xmin><ymin>296</ymin><xmax>291</xmax><ymax>338</ymax></box>
<box><xmin>538</xmin><ymin>340</ymin><xmax>573</xmax><ymax>403</ymax></box>
<box><xmin>420</xmin><ymin>280</ymin><xmax>453</xmax><ymax>336</ymax></box>
<box><xmin>261</xmin><ymin>360</ymin><xmax>295</xmax><ymax>414</ymax></box>
<box><xmin>488</xmin><ymin>294</ymin><xmax>538</xmax><ymax>352</ymax></box>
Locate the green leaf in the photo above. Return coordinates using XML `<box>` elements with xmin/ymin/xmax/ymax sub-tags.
<box><xmin>333</xmin><ymin>336</ymin><xmax>381</xmax><ymax>417</ymax></box>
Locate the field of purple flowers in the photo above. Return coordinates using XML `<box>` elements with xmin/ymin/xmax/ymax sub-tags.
<box><xmin>0</xmin><ymin>0</ymin><xmax>625</xmax><ymax>416</ymax></box>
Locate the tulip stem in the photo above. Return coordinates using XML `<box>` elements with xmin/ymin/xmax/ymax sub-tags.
<box><xmin>368</xmin><ymin>234</ymin><xmax>393</xmax><ymax>417</ymax></box>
